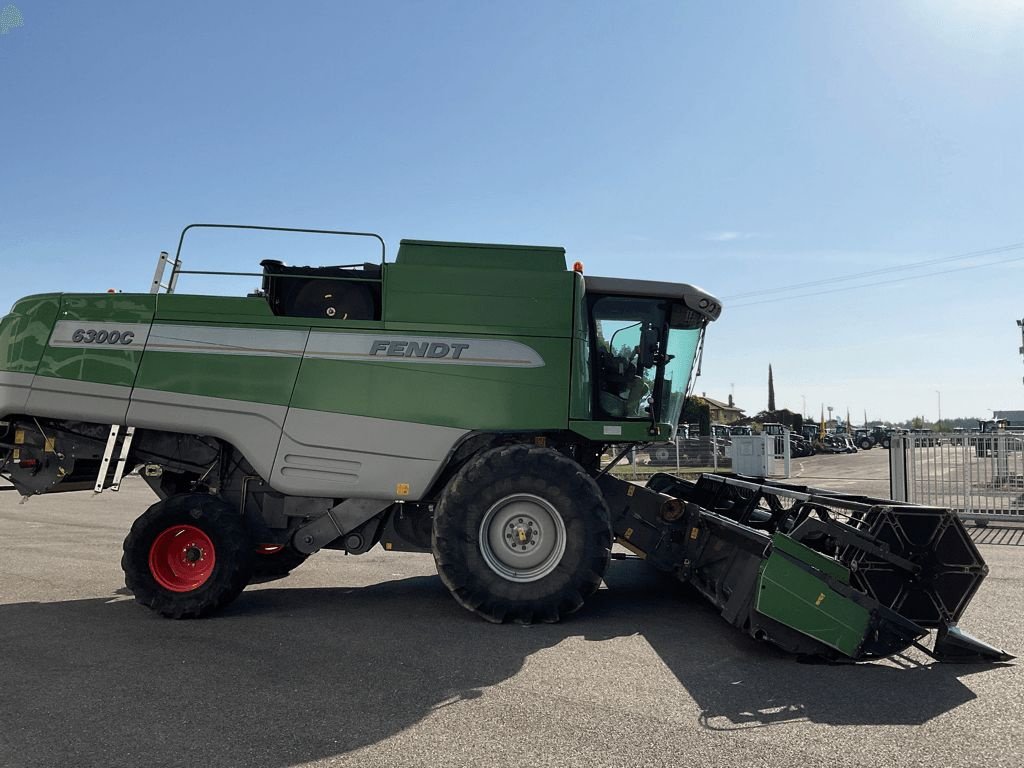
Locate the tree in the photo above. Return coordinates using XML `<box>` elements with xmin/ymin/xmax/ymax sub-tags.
<box><xmin>682</xmin><ymin>396</ymin><xmax>712</xmax><ymax>435</ymax></box>
<box><xmin>767</xmin><ymin>364</ymin><xmax>776</xmax><ymax>412</ymax></box>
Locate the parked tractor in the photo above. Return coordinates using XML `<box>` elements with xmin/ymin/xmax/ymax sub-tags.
<box><xmin>0</xmin><ymin>224</ymin><xmax>1010</xmax><ymax>663</ymax></box>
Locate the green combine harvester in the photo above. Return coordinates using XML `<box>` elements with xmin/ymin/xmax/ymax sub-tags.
<box><xmin>0</xmin><ymin>224</ymin><xmax>1011</xmax><ymax>663</ymax></box>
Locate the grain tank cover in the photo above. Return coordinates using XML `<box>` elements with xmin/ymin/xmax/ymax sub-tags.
<box><xmin>395</xmin><ymin>240</ymin><xmax>567</xmax><ymax>272</ymax></box>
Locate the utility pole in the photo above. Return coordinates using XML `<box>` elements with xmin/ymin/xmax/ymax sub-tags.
<box><xmin>1018</xmin><ymin>319</ymin><xmax>1024</xmax><ymax>384</ymax></box>
<box><xmin>935</xmin><ymin>390</ymin><xmax>942</xmax><ymax>428</ymax></box>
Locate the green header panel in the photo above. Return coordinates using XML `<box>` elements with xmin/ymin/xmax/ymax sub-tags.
<box><xmin>396</xmin><ymin>240</ymin><xmax>566</xmax><ymax>272</ymax></box>
<box><xmin>384</xmin><ymin>264</ymin><xmax>575</xmax><ymax>337</ymax></box>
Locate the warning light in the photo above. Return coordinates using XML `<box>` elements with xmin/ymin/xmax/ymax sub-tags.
<box><xmin>573</xmin><ymin>261</ymin><xmax>584</xmax><ymax>273</ymax></box>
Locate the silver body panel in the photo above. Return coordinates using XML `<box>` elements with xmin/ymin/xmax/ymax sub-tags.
<box><xmin>126</xmin><ymin>388</ymin><xmax>288</xmax><ymax>482</ymax></box>
<box><xmin>7</xmin><ymin>379</ymin><xmax>470</xmax><ymax>501</ymax></box>
<box><xmin>0</xmin><ymin>371</ymin><xmax>35</xmax><ymax>420</ymax></box>
<box><xmin>26</xmin><ymin>376</ymin><xmax>133</xmax><ymax>425</ymax></box>
<box><xmin>272</xmin><ymin>407</ymin><xmax>468</xmax><ymax>499</ymax></box>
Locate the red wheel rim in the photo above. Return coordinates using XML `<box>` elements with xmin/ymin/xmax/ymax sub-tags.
<box><xmin>148</xmin><ymin>525</ymin><xmax>217</xmax><ymax>592</ymax></box>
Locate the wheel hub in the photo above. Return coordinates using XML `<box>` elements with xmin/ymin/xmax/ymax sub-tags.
<box><xmin>148</xmin><ymin>525</ymin><xmax>217</xmax><ymax>593</ymax></box>
<box><xmin>479</xmin><ymin>494</ymin><xmax>566</xmax><ymax>583</ymax></box>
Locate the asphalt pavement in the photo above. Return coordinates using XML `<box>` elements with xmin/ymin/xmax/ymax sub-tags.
<box><xmin>1</xmin><ymin>451</ymin><xmax>1021</xmax><ymax>768</ymax></box>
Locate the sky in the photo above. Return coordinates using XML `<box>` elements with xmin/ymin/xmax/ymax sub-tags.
<box><xmin>1</xmin><ymin>1</ymin><xmax>1022</xmax><ymax>423</ymax></box>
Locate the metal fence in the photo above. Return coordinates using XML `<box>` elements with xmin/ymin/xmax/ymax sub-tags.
<box><xmin>890</xmin><ymin>433</ymin><xmax>1024</xmax><ymax>523</ymax></box>
<box><xmin>606</xmin><ymin>435</ymin><xmax>733</xmax><ymax>480</ymax></box>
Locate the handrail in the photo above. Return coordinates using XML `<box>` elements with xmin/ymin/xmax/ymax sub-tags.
<box><xmin>169</xmin><ymin>223</ymin><xmax>387</xmax><ymax>292</ymax></box>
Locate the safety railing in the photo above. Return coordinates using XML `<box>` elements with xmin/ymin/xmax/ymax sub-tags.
<box><xmin>890</xmin><ymin>432</ymin><xmax>1024</xmax><ymax>523</ymax></box>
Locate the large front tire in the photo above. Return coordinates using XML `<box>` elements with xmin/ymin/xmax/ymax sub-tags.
<box><xmin>432</xmin><ymin>444</ymin><xmax>612</xmax><ymax>624</ymax></box>
<box><xmin>122</xmin><ymin>493</ymin><xmax>254</xmax><ymax>619</ymax></box>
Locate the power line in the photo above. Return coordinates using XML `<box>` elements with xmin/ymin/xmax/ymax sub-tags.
<box><xmin>722</xmin><ymin>241</ymin><xmax>1024</xmax><ymax>301</ymax></box>
<box><xmin>729</xmin><ymin>251</ymin><xmax>1024</xmax><ymax>309</ymax></box>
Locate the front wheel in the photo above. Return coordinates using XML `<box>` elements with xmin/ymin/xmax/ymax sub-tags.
<box><xmin>432</xmin><ymin>444</ymin><xmax>612</xmax><ymax>624</ymax></box>
<box><xmin>122</xmin><ymin>493</ymin><xmax>254</xmax><ymax>619</ymax></box>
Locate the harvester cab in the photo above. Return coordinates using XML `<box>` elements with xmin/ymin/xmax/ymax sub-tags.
<box><xmin>0</xmin><ymin>224</ymin><xmax>1011</xmax><ymax>664</ymax></box>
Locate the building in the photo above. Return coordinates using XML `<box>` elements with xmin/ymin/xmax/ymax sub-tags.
<box><xmin>701</xmin><ymin>393</ymin><xmax>746</xmax><ymax>425</ymax></box>
<box><xmin>994</xmin><ymin>410</ymin><xmax>1024</xmax><ymax>426</ymax></box>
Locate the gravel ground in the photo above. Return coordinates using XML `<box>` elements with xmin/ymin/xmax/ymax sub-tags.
<box><xmin>1</xmin><ymin>450</ymin><xmax>1021</xmax><ymax>768</ymax></box>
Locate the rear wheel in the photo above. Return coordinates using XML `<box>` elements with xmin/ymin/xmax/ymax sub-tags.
<box><xmin>122</xmin><ymin>493</ymin><xmax>254</xmax><ymax>619</ymax></box>
<box><xmin>432</xmin><ymin>444</ymin><xmax>612</xmax><ymax>624</ymax></box>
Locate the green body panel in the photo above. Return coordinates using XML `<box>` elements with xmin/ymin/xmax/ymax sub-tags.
<box><xmin>141</xmin><ymin>295</ymin><xmax>306</xmax><ymax>405</ymax></box>
<box><xmin>156</xmin><ymin>294</ymin><xmax>282</xmax><ymax>324</ymax></box>
<box><xmin>384</xmin><ymin>264</ymin><xmax>575</xmax><ymax>337</ymax></box>
<box><xmin>35</xmin><ymin>294</ymin><xmax>155</xmax><ymax>388</ymax></box>
<box><xmin>396</xmin><ymin>240</ymin><xmax>566</xmax><ymax>271</ymax></box>
<box><xmin>756</xmin><ymin>534</ymin><xmax>868</xmax><ymax>657</ymax></box>
<box><xmin>290</xmin><ymin>335</ymin><xmax>571</xmax><ymax>429</ymax></box>
<box><xmin>0</xmin><ymin>294</ymin><xmax>61</xmax><ymax>374</ymax></box>
<box><xmin>135</xmin><ymin>350</ymin><xmax>302</xmax><ymax>406</ymax></box>
<box><xmin>769</xmin><ymin>531</ymin><xmax>850</xmax><ymax>584</ymax></box>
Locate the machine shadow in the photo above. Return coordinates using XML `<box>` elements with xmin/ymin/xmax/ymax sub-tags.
<box><xmin>969</xmin><ymin>525</ymin><xmax>1024</xmax><ymax>546</ymax></box>
<box><xmin>594</xmin><ymin>563</ymin><xmax>998</xmax><ymax>730</ymax></box>
<box><xmin>0</xmin><ymin>562</ymin><xmax>995</xmax><ymax>768</ymax></box>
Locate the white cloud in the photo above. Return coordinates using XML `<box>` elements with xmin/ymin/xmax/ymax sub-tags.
<box><xmin>703</xmin><ymin>231</ymin><xmax>760</xmax><ymax>242</ymax></box>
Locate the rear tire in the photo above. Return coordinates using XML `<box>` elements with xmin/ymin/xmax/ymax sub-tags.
<box><xmin>122</xmin><ymin>493</ymin><xmax>254</xmax><ymax>619</ymax></box>
<box><xmin>432</xmin><ymin>444</ymin><xmax>612</xmax><ymax>624</ymax></box>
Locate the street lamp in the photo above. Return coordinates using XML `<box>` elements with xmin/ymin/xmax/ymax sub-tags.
<box><xmin>935</xmin><ymin>390</ymin><xmax>942</xmax><ymax>429</ymax></box>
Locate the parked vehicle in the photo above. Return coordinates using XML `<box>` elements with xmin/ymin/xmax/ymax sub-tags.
<box><xmin>853</xmin><ymin>428</ymin><xmax>875</xmax><ymax>450</ymax></box>
<box><xmin>789</xmin><ymin>432</ymin><xmax>814</xmax><ymax>457</ymax></box>
<box><xmin>815</xmin><ymin>433</ymin><xmax>856</xmax><ymax>454</ymax></box>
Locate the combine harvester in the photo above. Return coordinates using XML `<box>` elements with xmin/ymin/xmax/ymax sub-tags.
<box><xmin>0</xmin><ymin>224</ymin><xmax>1011</xmax><ymax>663</ymax></box>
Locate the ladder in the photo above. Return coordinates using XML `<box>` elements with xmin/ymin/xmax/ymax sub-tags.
<box><xmin>150</xmin><ymin>251</ymin><xmax>181</xmax><ymax>294</ymax></box>
<box><xmin>94</xmin><ymin>425</ymin><xmax>135</xmax><ymax>493</ymax></box>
